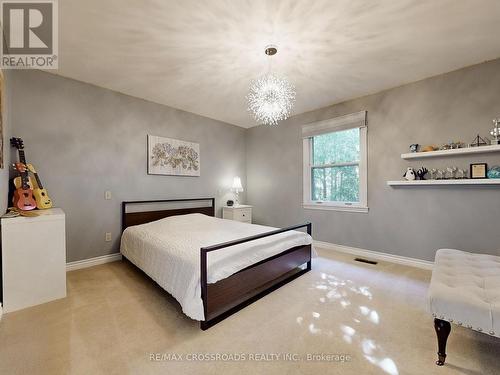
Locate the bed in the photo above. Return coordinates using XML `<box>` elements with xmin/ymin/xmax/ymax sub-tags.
<box><xmin>120</xmin><ymin>198</ymin><xmax>313</xmax><ymax>330</ymax></box>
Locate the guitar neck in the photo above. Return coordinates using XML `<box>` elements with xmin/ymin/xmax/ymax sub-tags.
<box><xmin>33</xmin><ymin>171</ymin><xmax>44</xmax><ymax>189</ymax></box>
<box><xmin>17</xmin><ymin>149</ymin><xmax>31</xmax><ymax>189</ymax></box>
<box><xmin>18</xmin><ymin>149</ymin><xmax>27</xmax><ymax>164</ymax></box>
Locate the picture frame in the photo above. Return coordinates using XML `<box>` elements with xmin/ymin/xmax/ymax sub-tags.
<box><xmin>147</xmin><ymin>135</ymin><xmax>200</xmax><ymax>176</ymax></box>
<box><xmin>0</xmin><ymin>70</ymin><xmax>4</xmax><ymax>169</ymax></box>
<box><xmin>470</xmin><ymin>163</ymin><xmax>487</xmax><ymax>179</ymax></box>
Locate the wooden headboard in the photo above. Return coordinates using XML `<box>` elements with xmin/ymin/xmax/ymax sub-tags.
<box><xmin>121</xmin><ymin>198</ymin><xmax>215</xmax><ymax>232</ymax></box>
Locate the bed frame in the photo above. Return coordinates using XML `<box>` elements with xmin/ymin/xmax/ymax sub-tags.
<box><xmin>121</xmin><ymin>198</ymin><xmax>312</xmax><ymax>330</ymax></box>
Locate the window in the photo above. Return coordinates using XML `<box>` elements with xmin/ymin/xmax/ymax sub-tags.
<box><xmin>302</xmin><ymin>111</ymin><xmax>368</xmax><ymax>213</ymax></box>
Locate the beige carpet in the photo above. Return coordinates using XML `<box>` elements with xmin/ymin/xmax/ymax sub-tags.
<box><xmin>0</xmin><ymin>248</ymin><xmax>498</xmax><ymax>375</ymax></box>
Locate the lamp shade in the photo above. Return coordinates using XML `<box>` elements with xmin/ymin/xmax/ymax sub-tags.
<box><xmin>232</xmin><ymin>176</ymin><xmax>243</xmax><ymax>192</ymax></box>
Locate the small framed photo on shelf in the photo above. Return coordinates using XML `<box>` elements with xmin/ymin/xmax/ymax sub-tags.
<box><xmin>470</xmin><ymin>163</ymin><xmax>488</xmax><ymax>179</ymax></box>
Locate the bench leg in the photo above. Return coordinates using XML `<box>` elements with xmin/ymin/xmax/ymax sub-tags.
<box><xmin>434</xmin><ymin>318</ymin><xmax>451</xmax><ymax>366</ymax></box>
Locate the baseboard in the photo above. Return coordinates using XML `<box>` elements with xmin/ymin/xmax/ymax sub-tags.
<box><xmin>64</xmin><ymin>243</ymin><xmax>432</xmax><ymax>272</ymax></box>
<box><xmin>314</xmin><ymin>240</ymin><xmax>434</xmax><ymax>270</ymax></box>
<box><xmin>66</xmin><ymin>253</ymin><xmax>122</xmax><ymax>272</ymax></box>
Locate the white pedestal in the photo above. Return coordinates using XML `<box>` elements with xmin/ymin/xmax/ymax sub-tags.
<box><xmin>1</xmin><ymin>208</ymin><xmax>67</xmax><ymax>313</ymax></box>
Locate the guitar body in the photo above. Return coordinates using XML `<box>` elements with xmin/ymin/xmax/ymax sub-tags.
<box><xmin>13</xmin><ymin>187</ymin><xmax>37</xmax><ymax>211</ymax></box>
<box><xmin>14</xmin><ymin>175</ymin><xmax>33</xmax><ymax>189</ymax></box>
<box><xmin>33</xmin><ymin>187</ymin><xmax>53</xmax><ymax>209</ymax></box>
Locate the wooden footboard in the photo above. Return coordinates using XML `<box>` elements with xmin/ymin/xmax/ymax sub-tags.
<box><xmin>200</xmin><ymin>223</ymin><xmax>312</xmax><ymax>330</ymax></box>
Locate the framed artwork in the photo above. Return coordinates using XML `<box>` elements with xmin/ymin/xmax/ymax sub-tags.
<box><xmin>470</xmin><ymin>163</ymin><xmax>487</xmax><ymax>179</ymax></box>
<box><xmin>147</xmin><ymin>135</ymin><xmax>200</xmax><ymax>176</ymax></box>
<box><xmin>0</xmin><ymin>70</ymin><xmax>4</xmax><ymax>169</ymax></box>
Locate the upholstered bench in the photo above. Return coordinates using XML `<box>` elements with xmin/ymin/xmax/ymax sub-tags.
<box><xmin>428</xmin><ymin>249</ymin><xmax>500</xmax><ymax>366</ymax></box>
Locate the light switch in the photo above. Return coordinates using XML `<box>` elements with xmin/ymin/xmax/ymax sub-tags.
<box><xmin>105</xmin><ymin>191</ymin><xmax>112</xmax><ymax>200</ymax></box>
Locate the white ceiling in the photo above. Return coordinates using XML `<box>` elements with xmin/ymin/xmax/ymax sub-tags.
<box><xmin>54</xmin><ymin>0</ymin><xmax>500</xmax><ymax>128</ymax></box>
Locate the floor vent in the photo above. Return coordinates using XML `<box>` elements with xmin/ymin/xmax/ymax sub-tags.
<box><xmin>354</xmin><ymin>257</ymin><xmax>378</xmax><ymax>265</ymax></box>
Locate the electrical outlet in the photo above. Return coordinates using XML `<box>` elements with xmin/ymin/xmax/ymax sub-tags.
<box><xmin>105</xmin><ymin>191</ymin><xmax>112</xmax><ymax>200</ymax></box>
<box><xmin>105</xmin><ymin>232</ymin><xmax>112</xmax><ymax>242</ymax></box>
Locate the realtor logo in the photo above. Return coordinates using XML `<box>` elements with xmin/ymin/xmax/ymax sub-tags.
<box><xmin>1</xmin><ymin>0</ymin><xmax>58</xmax><ymax>69</ymax></box>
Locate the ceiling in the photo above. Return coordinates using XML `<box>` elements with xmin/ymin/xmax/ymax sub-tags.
<box><xmin>53</xmin><ymin>0</ymin><xmax>500</xmax><ymax>128</ymax></box>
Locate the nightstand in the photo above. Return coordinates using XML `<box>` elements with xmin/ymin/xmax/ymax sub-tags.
<box><xmin>222</xmin><ymin>205</ymin><xmax>252</xmax><ymax>223</ymax></box>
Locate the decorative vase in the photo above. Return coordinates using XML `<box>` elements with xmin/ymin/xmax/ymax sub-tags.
<box><xmin>487</xmin><ymin>166</ymin><xmax>500</xmax><ymax>179</ymax></box>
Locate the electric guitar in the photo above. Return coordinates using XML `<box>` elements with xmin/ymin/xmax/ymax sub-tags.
<box><xmin>12</xmin><ymin>162</ymin><xmax>37</xmax><ymax>211</ymax></box>
<box><xmin>10</xmin><ymin>137</ymin><xmax>37</xmax><ymax>211</ymax></box>
<box><xmin>26</xmin><ymin>163</ymin><xmax>53</xmax><ymax>209</ymax></box>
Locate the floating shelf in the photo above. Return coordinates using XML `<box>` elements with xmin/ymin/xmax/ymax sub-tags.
<box><xmin>387</xmin><ymin>179</ymin><xmax>500</xmax><ymax>186</ymax></box>
<box><xmin>401</xmin><ymin>144</ymin><xmax>500</xmax><ymax>159</ymax></box>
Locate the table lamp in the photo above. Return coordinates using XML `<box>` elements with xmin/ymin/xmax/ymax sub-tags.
<box><xmin>231</xmin><ymin>177</ymin><xmax>243</xmax><ymax>206</ymax></box>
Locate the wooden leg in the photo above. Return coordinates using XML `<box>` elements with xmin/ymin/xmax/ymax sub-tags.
<box><xmin>434</xmin><ymin>318</ymin><xmax>451</xmax><ymax>366</ymax></box>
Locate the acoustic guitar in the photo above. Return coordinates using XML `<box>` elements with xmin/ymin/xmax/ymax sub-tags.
<box><xmin>11</xmin><ymin>138</ymin><xmax>37</xmax><ymax>211</ymax></box>
<box><xmin>12</xmin><ymin>162</ymin><xmax>37</xmax><ymax>211</ymax></box>
<box><xmin>10</xmin><ymin>137</ymin><xmax>33</xmax><ymax>190</ymax></box>
<box><xmin>26</xmin><ymin>163</ymin><xmax>53</xmax><ymax>209</ymax></box>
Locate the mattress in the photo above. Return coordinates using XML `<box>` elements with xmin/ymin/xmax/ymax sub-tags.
<box><xmin>120</xmin><ymin>213</ymin><xmax>313</xmax><ymax>321</ymax></box>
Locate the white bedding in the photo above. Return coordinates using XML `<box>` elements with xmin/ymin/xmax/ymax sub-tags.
<box><xmin>120</xmin><ymin>213</ymin><xmax>313</xmax><ymax>321</ymax></box>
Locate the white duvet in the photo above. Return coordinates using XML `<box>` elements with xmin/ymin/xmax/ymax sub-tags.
<box><xmin>120</xmin><ymin>213</ymin><xmax>313</xmax><ymax>320</ymax></box>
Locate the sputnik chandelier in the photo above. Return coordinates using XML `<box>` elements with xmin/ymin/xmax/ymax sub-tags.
<box><xmin>247</xmin><ymin>45</ymin><xmax>296</xmax><ymax>126</ymax></box>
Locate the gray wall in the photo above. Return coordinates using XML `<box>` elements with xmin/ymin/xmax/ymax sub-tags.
<box><xmin>247</xmin><ymin>59</ymin><xmax>500</xmax><ymax>261</ymax></box>
<box><xmin>6</xmin><ymin>59</ymin><xmax>500</xmax><ymax>264</ymax></box>
<box><xmin>8</xmin><ymin>70</ymin><xmax>246</xmax><ymax>262</ymax></box>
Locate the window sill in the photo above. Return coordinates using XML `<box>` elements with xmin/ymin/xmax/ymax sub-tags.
<box><xmin>303</xmin><ymin>203</ymin><xmax>369</xmax><ymax>213</ymax></box>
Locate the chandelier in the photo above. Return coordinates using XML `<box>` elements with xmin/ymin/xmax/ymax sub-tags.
<box><xmin>247</xmin><ymin>45</ymin><xmax>296</xmax><ymax>126</ymax></box>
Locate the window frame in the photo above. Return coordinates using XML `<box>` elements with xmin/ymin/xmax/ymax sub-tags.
<box><xmin>303</xmin><ymin>121</ymin><xmax>368</xmax><ymax>213</ymax></box>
